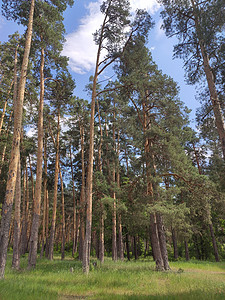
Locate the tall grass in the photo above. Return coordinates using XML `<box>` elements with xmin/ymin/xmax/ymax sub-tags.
<box><xmin>0</xmin><ymin>255</ymin><xmax>224</xmax><ymax>299</ymax></box>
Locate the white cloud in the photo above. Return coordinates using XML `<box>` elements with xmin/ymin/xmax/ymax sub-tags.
<box><xmin>62</xmin><ymin>1</ymin><xmax>103</xmax><ymax>74</ymax></box>
<box><xmin>155</xmin><ymin>19</ymin><xmax>164</xmax><ymax>39</ymax></box>
<box><xmin>129</xmin><ymin>0</ymin><xmax>160</xmax><ymax>14</ymax></box>
<box><xmin>63</xmin><ymin>0</ymin><xmax>161</xmax><ymax>74</ymax></box>
<box><xmin>60</xmin><ymin>115</ymin><xmax>71</xmax><ymax>133</ymax></box>
<box><xmin>26</xmin><ymin>127</ymin><xmax>36</xmax><ymax>138</ymax></box>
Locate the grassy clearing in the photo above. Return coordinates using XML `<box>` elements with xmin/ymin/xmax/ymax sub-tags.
<box><xmin>0</xmin><ymin>255</ymin><xmax>224</xmax><ymax>300</ymax></box>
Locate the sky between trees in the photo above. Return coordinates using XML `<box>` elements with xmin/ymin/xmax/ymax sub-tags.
<box><xmin>0</xmin><ymin>0</ymin><xmax>197</xmax><ymax>124</ymax></box>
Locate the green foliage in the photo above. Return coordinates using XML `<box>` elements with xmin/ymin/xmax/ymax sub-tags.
<box><xmin>0</xmin><ymin>0</ymin><xmax>224</xmax><ymax>270</ymax></box>
<box><xmin>2</xmin><ymin>0</ymin><xmax>74</xmax><ymax>25</ymax></box>
<box><xmin>95</xmin><ymin>0</ymin><xmax>130</xmax><ymax>52</ymax></box>
<box><xmin>159</xmin><ymin>0</ymin><xmax>225</xmax><ymax>84</ymax></box>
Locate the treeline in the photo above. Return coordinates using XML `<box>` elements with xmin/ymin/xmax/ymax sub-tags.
<box><xmin>0</xmin><ymin>0</ymin><xmax>225</xmax><ymax>278</ymax></box>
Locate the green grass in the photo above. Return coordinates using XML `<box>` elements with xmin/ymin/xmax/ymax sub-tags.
<box><xmin>0</xmin><ymin>255</ymin><xmax>225</xmax><ymax>300</ymax></box>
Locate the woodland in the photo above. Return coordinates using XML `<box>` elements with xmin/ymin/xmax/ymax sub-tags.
<box><xmin>0</xmin><ymin>0</ymin><xmax>225</xmax><ymax>291</ymax></box>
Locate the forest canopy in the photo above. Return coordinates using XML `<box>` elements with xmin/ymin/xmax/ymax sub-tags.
<box><xmin>0</xmin><ymin>0</ymin><xmax>224</xmax><ymax>279</ymax></box>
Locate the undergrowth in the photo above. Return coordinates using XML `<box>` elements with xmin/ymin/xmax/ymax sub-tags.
<box><xmin>0</xmin><ymin>255</ymin><xmax>224</xmax><ymax>299</ymax></box>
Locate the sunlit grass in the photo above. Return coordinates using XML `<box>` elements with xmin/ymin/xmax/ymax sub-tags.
<box><xmin>0</xmin><ymin>254</ymin><xmax>224</xmax><ymax>299</ymax></box>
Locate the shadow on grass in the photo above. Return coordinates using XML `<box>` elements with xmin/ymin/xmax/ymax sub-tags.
<box><xmin>0</xmin><ymin>279</ymin><xmax>58</xmax><ymax>300</ymax></box>
<box><xmin>2</xmin><ymin>256</ymin><xmax>225</xmax><ymax>300</ymax></box>
<box><xmin>93</xmin><ymin>290</ymin><xmax>225</xmax><ymax>300</ymax></box>
<box><xmin>32</xmin><ymin>258</ymin><xmax>156</xmax><ymax>275</ymax></box>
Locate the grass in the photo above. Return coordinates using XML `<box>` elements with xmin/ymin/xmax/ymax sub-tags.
<box><xmin>0</xmin><ymin>255</ymin><xmax>224</xmax><ymax>299</ymax></box>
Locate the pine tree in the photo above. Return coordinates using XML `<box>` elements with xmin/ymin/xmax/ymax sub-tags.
<box><xmin>0</xmin><ymin>0</ymin><xmax>35</xmax><ymax>279</ymax></box>
<box><xmin>160</xmin><ymin>0</ymin><xmax>225</xmax><ymax>159</ymax></box>
<box><xmin>116</xmin><ymin>31</ymin><xmax>196</xmax><ymax>269</ymax></box>
<box><xmin>83</xmin><ymin>0</ymin><xmax>152</xmax><ymax>274</ymax></box>
<box><xmin>28</xmin><ymin>0</ymin><xmax>74</xmax><ymax>270</ymax></box>
<box><xmin>47</xmin><ymin>71</ymin><xmax>75</xmax><ymax>261</ymax></box>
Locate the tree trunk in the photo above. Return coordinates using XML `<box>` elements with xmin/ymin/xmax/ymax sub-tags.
<box><xmin>191</xmin><ymin>0</ymin><xmax>225</xmax><ymax>159</ymax></box>
<box><xmin>112</xmin><ymin>191</ymin><xmax>117</xmax><ymax>261</ymax></box>
<box><xmin>59</xmin><ymin>166</ymin><xmax>65</xmax><ymax>260</ymax></box>
<box><xmin>82</xmin><ymin>80</ymin><xmax>95</xmax><ymax>272</ymax></box>
<box><xmin>48</xmin><ymin>109</ymin><xmax>60</xmax><ymax>260</ymax></box>
<box><xmin>75</xmin><ymin>216</ymin><xmax>80</xmax><ymax>254</ymax></box>
<box><xmin>25</xmin><ymin>162</ymin><xmax>31</xmax><ymax>250</ymax></box>
<box><xmin>96</xmin><ymin>98</ymin><xmax>103</xmax><ymax>172</ymax></box>
<box><xmin>150</xmin><ymin>213</ymin><xmax>164</xmax><ymax>270</ymax></box>
<box><xmin>104</xmin><ymin>119</ymin><xmax>110</xmax><ymax>174</ymax></box>
<box><xmin>133</xmin><ymin>236</ymin><xmax>138</xmax><ymax>260</ymax></box>
<box><xmin>93</xmin><ymin>230</ymin><xmax>99</xmax><ymax>259</ymax></box>
<box><xmin>0</xmin><ymin>0</ymin><xmax>35</xmax><ymax>279</ymax></box>
<box><xmin>141</xmin><ymin>96</ymin><xmax>166</xmax><ymax>271</ymax></box>
<box><xmin>0</xmin><ymin>110</ymin><xmax>13</xmax><ymax>176</ymax></box>
<box><xmin>8</xmin><ymin>221</ymin><xmax>14</xmax><ymax>250</ymax></box>
<box><xmin>45</xmin><ymin>190</ymin><xmax>49</xmax><ymax>258</ymax></box>
<box><xmin>11</xmin><ymin>46</ymin><xmax>20</xmax><ymax>270</ymax></box>
<box><xmin>12</xmin><ymin>157</ymin><xmax>21</xmax><ymax>270</ymax></box>
<box><xmin>78</xmin><ymin>191</ymin><xmax>85</xmax><ymax>261</ymax></box>
<box><xmin>118</xmin><ymin>214</ymin><xmax>124</xmax><ymax>261</ymax></box>
<box><xmin>184</xmin><ymin>239</ymin><xmax>190</xmax><ymax>261</ymax></box>
<box><xmin>82</xmin><ymin>10</ymin><xmax>109</xmax><ymax>274</ymax></box>
<box><xmin>40</xmin><ymin>201</ymin><xmax>46</xmax><ymax>258</ymax></box>
<box><xmin>150</xmin><ymin>233</ymin><xmax>155</xmax><ymax>261</ymax></box>
<box><xmin>66</xmin><ymin>217</ymin><xmax>69</xmax><ymax>245</ymax></box>
<box><xmin>144</xmin><ymin>238</ymin><xmax>149</xmax><ymax>258</ymax></box>
<box><xmin>70</xmin><ymin>145</ymin><xmax>77</xmax><ymax>257</ymax></box>
<box><xmin>55</xmin><ymin>225</ymin><xmax>60</xmax><ymax>252</ymax></box>
<box><xmin>200</xmin><ymin>235</ymin><xmax>205</xmax><ymax>260</ymax></box>
<box><xmin>79</xmin><ymin>122</ymin><xmax>85</xmax><ymax>261</ymax></box>
<box><xmin>112</xmin><ymin>102</ymin><xmax>117</xmax><ymax>262</ymax></box>
<box><xmin>40</xmin><ymin>137</ymin><xmax>48</xmax><ymax>258</ymax></box>
<box><xmin>117</xmin><ymin>132</ymin><xmax>124</xmax><ymax>261</ymax></box>
<box><xmin>99</xmin><ymin>208</ymin><xmax>104</xmax><ymax>264</ymax></box>
<box><xmin>28</xmin><ymin>45</ymin><xmax>45</xmax><ymax>269</ymax></box>
<box><xmin>192</xmin><ymin>142</ymin><xmax>220</xmax><ymax>262</ymax></box>
<box><xmin>96</xmin><ymin>98</ymin><xmax>105</xmax><ymax>264</ymax></box>
<box><xmin>156</xmin><ymin>213</ymin><xmax>170</xmax><ymax>270</ymax></box>
<box><xmin>172</xmin><ymin>227</ymin><xmax>179</xmax><ymax>260</ymax></box>
<box><xmin>20</xmin><ymin>163</ymin><xmax>28</xmax><ymax>255</ymax></box>
<box><xmin>28</xmin><ymin>156</ymin><xmax>35</xmax><ymax>208</ymax></box>
<box><xmin>125</xmin><ymin>233</ymin><xmax>130</xmax><ymax>261</ymax></box>
<box><xmin>209</xmin><ymin>223</ymin><xmax>220</xmax><ymax>262</ymax></box>
<box><xmin>0</xmin><ymin>81</ymin><xmax>13</xmax><ymax>136</ymax></box>
<box><xmin>193</xmin><ymin>235</ymin><xmax>201</xmax><ymax>260</ymax></box>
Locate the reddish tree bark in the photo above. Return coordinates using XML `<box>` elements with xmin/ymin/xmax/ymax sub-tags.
<box><xmin>0</xmin><ymin>0</ymin><xmax>35</xmax><ymax>279</ymax></box>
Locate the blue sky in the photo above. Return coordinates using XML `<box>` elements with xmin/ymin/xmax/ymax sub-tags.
<box><xmin>0</xmin><ymin>0</ymin><xmax>197</xmax><ymax>126</ymax></box>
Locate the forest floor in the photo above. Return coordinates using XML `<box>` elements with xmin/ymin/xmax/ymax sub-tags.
<box><xmin>0</xmin><ymin>255</ymin><xmax>224</xmax><ymax>299</ymax></box>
